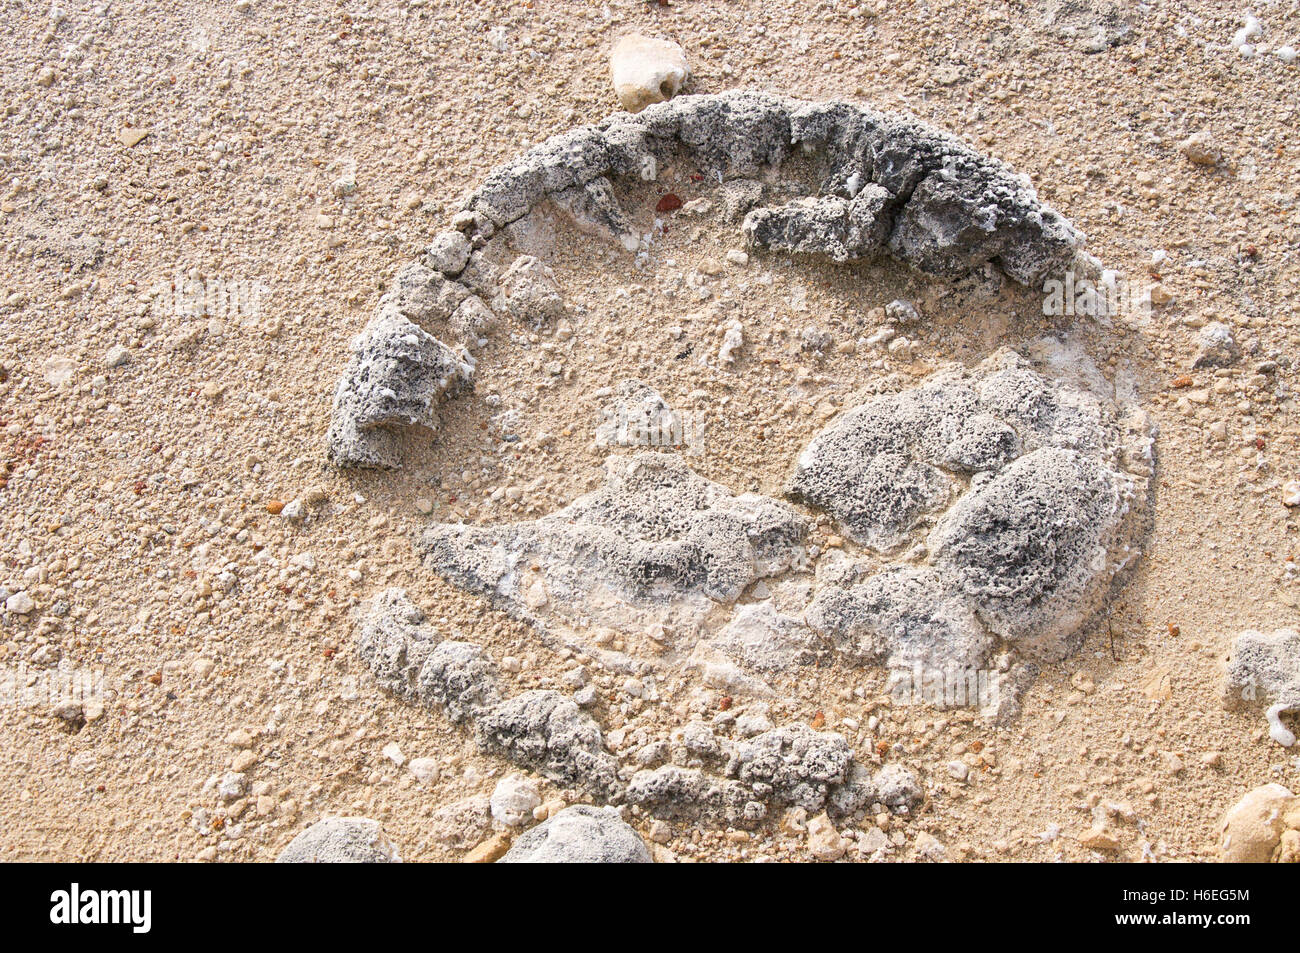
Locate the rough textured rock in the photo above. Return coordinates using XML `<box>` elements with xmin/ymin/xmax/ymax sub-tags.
<box><xmin>609</xmin><ymin>34</ymin><xmax>690</xmax><ymax>114</ymax></box>
<box><xmin>418</xmin><ymin>452</ymin><xmax>809</xmax><ymax>626</ymax></box>
<box><xmin>423</xmin><ymin>229</ymin><xmax>472</xmax><ymax>277</ymax></box>
<box><xmin>1219</xmin><ymin>784</ymin><xmax>1297</xmax><ymax>863</ymax></box>
<box><xmin>355</xmin><ymin>590</ymin><xmax>618</xmax><ymax>795</ymax></box>
<box><xmin>1042</xmin><ymin>0</ymin><xmax>1134</xmax><ymax>53</ymax></box>
<box><xmin>709</xmin><ymin>601</ymin><xmax>826</xmax><ymax>672</ymax></box>
<box><xmin>458</xmin><ymin>91</ymin><xmax>1080</xmax><ymax>284</ymax></box>
<box><xmin>1192</xmin><ymin>321</ymin><xmax>1238</xmax><ymax>369</ymax></box>
<box><xmin>1224</xmin><ymin>628</ymin><xmax>1300</xmax><ymax>746</ymax></box>
<box><xmin>741</xmin><ymin>186</ymin><xmax>891</xmax><ymax>264</ymax></box>
<box><xmin>928</xmin><ymin>447</ymin><xmax>1132</xmax><ymax>658</ymax></box>
<box><xmin>551</xmin><ymin>176</ymin><xmax>639</xmax><ymax>251</ymax></box>
<box><xmin>355</xmin><ymin>588</ymin><xmax>502</xmax><ymax>719</ymax></box>
<box><xmin>789</xmin><ymin>349</ymin><xmax>1126</xmax><ymax>550</ymax></box>
<box><xmin>474</xmin><ymin>690</ymin><xmax>621</xmax><ymax>795</ymax></box>
<box><xmin>326</xmin><ymin>308</ymin><xmax>473</xmax><ymax>468</ymax></box>
<box><xmin>499</xmin><ymin>805</ymin><xmax>652</xmax><ymax>863</ymax></box>
<box><xmin>595</xmin><ymin>379</ymin><xmax>686</xmax><ymax>452</ymax></box>
<box><xmin>490</xmin><ymin>774</ymin><xmax>542</xmax><ymax>827</ymax></box>
<box><xmin>625</xmin><ymin>728</ymin><xmax>921</xmax><ymax>826</ymax></box>
<box><xmin>806</xmin><ymin>565</ymin><xmax>992</xmax><ymax>672</ymax></box>
<box><xmin>793</xmin><ymin>348</ymin><xmax>1151</xmax><ymax>664</ymax></box>
<box><xmin>276</xmin><ymin>817</ymin><xmax>401</xmax><ymax>863</ymax></box>
<box><xmin>498</xmin><ymin>254</ymin><xmax>564</xmax><ymax>325</ymax></box>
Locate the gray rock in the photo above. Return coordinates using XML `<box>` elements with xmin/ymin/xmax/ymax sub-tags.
<box><xmin>326</xmin><ymin>92</ymin><xmax>1085</xmax><ymax>471</ymax></box>
<box><xmin>417</xmin><ymin>641</ymin><xmax>503</xmax><ymax>723</ymax></box>
<box><xmin>928</xmin><ymin>447</ymin><xmax>1133</xmax><ymax>659</ymax></box>
<box><xmin>355</xmin><ymin>589</ymin><xmax>617</xmax><ymax>794</ymax></box>
<box><xmin>424</xmin><ymin>229</ymin><xmax>472</xmax><ymax>277</ymax></box>
<box><xmin>498</xmin><ymin>255</ymin><xmax>564</xmax><ymax>326</ymax></box>
<box><xmin>325</xmin><ymin>308</ymin><xmax>473</xmax><ymax>469</ymax></box>
<box><xmin>788</xmin><ymin>349</ymin><xmax>1127</xmax><ymax>552</ymax></box>
<box><xmin>498</xmin><ymin>805</ymin><xmax>651</xmax><ymax>863</ymax></box>
<box><xmin>1192</xmin><ymin>321</ymin><xmax>1238</xmax><ymax>369</ymax></box>
<box><xmin>709</xmin><ymin>600</ymin><xmax>826</xmax><ymax>672</ymax></box>
<box><xmin>458</xmin><ymin>91</ymin><xmax>1080</xmax><ymax>285</ymax></box>
<box><xmin>386</xmin><ymin>262</ymin><xmax>465</xmax><ymax>323</ymax></box>
<box><xmin>356</xmin><ymin>589</ymin><xmax>503</xmax><ymax>720</ymax></box>
<box><xmin>719</xmin><ymin>178</ymin><xmax>765</xmax><ymax>222</ymax></box>
<box><xmin>474</xmin><ymin>690</ymin><xmax>621</xmax><ymax>795</ymax></box>
<box><xmin>449</xmin><ymin>293</ymin><xmax>497</xmax><ymax>342</ymax></box>
<box><xmin>550</xmin><ymin>176</ymin><xmax>638</xmax><ymax>252</ymax></box>
<box><xmin>805</xmin><ymin>565</ymin><xmax>992</xmax><ymax>672</ymax></box>
<box><xmin>594</xmin><ymin>379</ymin><xmax>683</xmax><ymax>451</ymax></box>
<box><xmin>276</xmin><ymin>817</ymin><xmax>401</xmax><ymax>863</ymax></box>
<box><xmin>797</xmin><ymin>347</ymin><xmax>1152</xmax><ymax>695</ymax></box>
<box><xmin>1043</xmin><ymin>0</ymin><xmax>1134</xmax><ymax>53</ymax></box>
<box><xmin>418</xmin><ymin>453</ymin><xmax>809</xmax><ymax>621</ymax></box>
<box><xmin>1224</xmin><ymin>628</ymin><xmax>1300</xmax><ymax>746</ymax></box>
<box><xmin>871</xmin><ymin>763</ymin><xmax>924</xmax><ymax>813</ymax></box>
<box><xmin>728</xmin><ymin>724</ymin><xmax>856</xmax><ymax>812</ymax></box>
<box><xmin>742</xmin><ymin>186</ymin><xmax>891</xmax><ymax>264</ymax></box>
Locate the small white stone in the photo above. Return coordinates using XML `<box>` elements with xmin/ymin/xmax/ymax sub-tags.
<box><xmin>407</xmin><ymin>757</ymin><xmax>439</xmax><ymax>783</ymax></box>
<box><xmin>425</xmin><ymin>230</ymin><xmax>471</xmax><ymax>276</ymax></box>
<box><xmin>381</xmin><ymin>742</ymin><xmax>405</xmax><ymax>767</ymax></box>
<box><xmin>105</xmin><ymin>345</ymin><xmax>131</xmax><ymax>368</ymax></box>
<box><xmin>609</xmin><ymin>34</ymin><xmax>690</xmax><ymax>113</ymax></box>
<box><xmin>5</xmin><ymin>591</ymin><xmax>35</xmax><ymax>614</ymax></box>
<box><xmin>806</xmin><ymin>813</ymin><xmax>847</xmax><ymax>861</ymax></box>
<box><xmin>1283</xmin><ymin>481</ymin><xmax>1300</xmax><ymax>508</ymax></box>
<box><xmin>490</xmin><ymin>774</ymin><xmax>541</xmax><ymax>827</ymax></box>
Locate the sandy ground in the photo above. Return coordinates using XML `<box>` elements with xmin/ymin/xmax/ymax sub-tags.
<box><xmin>1</xmin><ymin>0</ymin><xmax>1299</xmax><ymax>862</ymax></box>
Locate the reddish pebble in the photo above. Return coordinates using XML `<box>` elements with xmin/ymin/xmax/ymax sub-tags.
<box><xmin>655</xmin><ymin>193</ymin><xmax>683</xmax><ymax>213</ymax></box>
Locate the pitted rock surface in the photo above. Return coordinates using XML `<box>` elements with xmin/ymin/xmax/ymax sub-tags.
<box><xmin>417</xmin><ymin>452</ymin><xmax>810</xmax><ymax>627</ymax></box>
<box><xmin>327</xmin><ymin>92</ymin><xmax>1084</xmax><ymax>470</ymax></box>
<box><xmin>1224</xmin><ymin>628</ymin><xmax>1300</xmax><ymax>747</ymax></box>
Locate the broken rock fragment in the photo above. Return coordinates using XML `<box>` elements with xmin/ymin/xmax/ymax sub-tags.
<box><xmin>1223</xmin><ymin>628</ymin><xmax>1300</xmax><ymax>746</ymax></box>
<box><xmin>742</xmin><ymin>186</ymin><xmax>892</xmax><ymax>264</ymax></box>
<box><xmin>356</xmin><ymin>590</ymin><xmax>620</xmax><ymax>795</ymax></box>
<box><xmin>418</xmin><ymin>452</ymin><xmax>809</xmax><ymax>627</ymax></box>
<box><xmin>326</xmin><ymin>308</ymin><xmax>473</xmax><ymax>469</ymax></box>
<box><xmin>498</xmin><ymin>254</ymin><xmax>564</xmax><ymax>326</ymax></box>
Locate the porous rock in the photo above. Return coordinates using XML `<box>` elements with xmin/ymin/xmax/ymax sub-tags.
<box><xmin>459</xmin><ymin>91</ymin><xmax>1081</xmax><ymax>285</ymax></box>
<box><xmin>418</xmin><ymin>452</ymin><xmax>809</xmax><ymax>624</ymax></box>
<box><xmin>355</xmin><ymin>590</ymin><xmax>619</xmax><ymax>795</ymax></box>
<box><xmin>928</xmin><ymin>447</ymin><xmax>1134</xmax><ymax>659</ymax></box>
<box><xmin>498</xmin><ymin>254</ymin><xmax>564</xmax><ymax>325</ymax></box>
<box><xmin>788</xmin><ymin>349</ymin><xmax>1117</xmax><ymax>551</ymax></box>
<box><xmin>793</xmin><ymin>349</ymin><xmax>1150</xmax><ymax>663</ymax></box>
<box><xmin>276</xmin><ymin>817</ymin><xmax>401</xmax><ymax>863</ymax></box>
<box><xmin>326</xmin><ymin>308</ymin><xmax>473</xmax><ymax>468</ymax></box>
<box><xmin>499</xmin><ymin>805</ymin><xmax>652</xmax><ymax>863</ymax></box>
<box><xmin>474</xmin><ymin>690</ymin><xmax>621</xmax><ymax>795</ymax></box>
<box><xmin>1223</xmin><ymin>628</ymin><xmax>1300</xmax><ymax>746</ymax></box>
